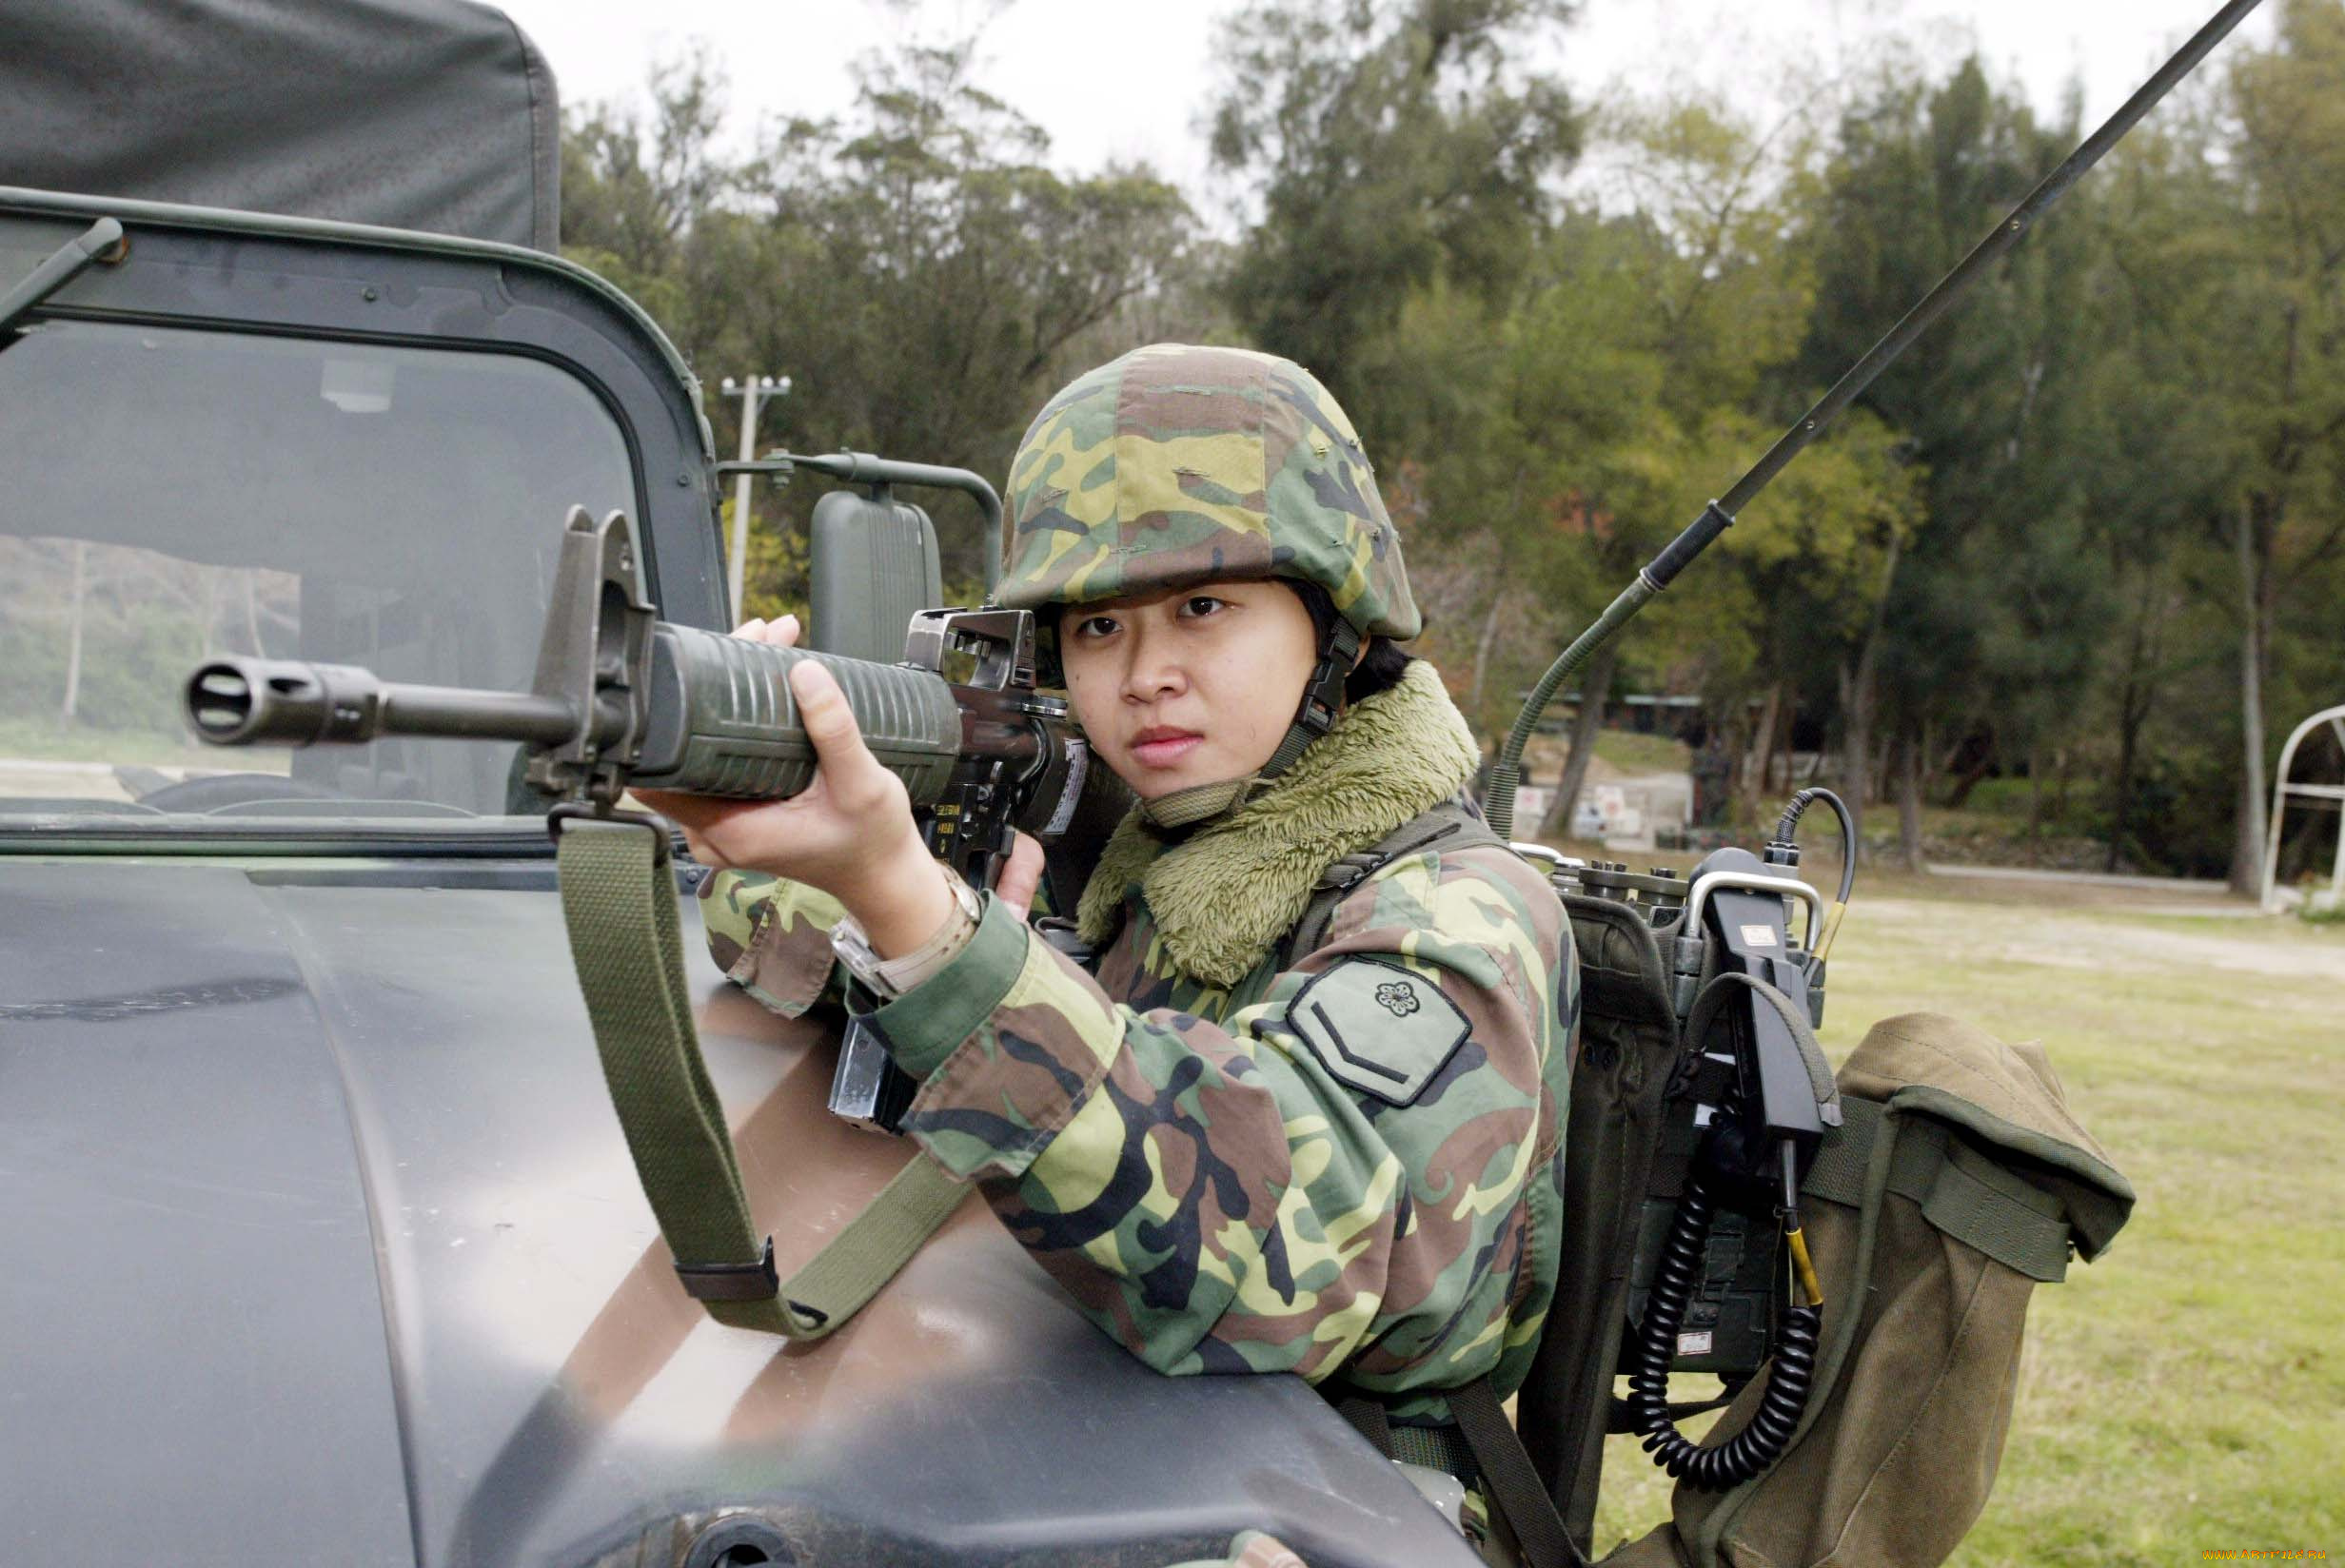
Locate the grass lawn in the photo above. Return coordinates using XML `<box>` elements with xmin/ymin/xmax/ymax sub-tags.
<box><xmin>1588</xmin><ymin>886</ymin><xmax>2344</xmax><ymax>1563</ymax></box>
<box><xmin>1591</xmin><ymin>730</ymin><xmax>1694</xmax><ymax>776</ymax></box>
<box><xmin>1517</xmin><ymin>729</ymin><xmax>1694</xmax><ymax>790</ymax></box>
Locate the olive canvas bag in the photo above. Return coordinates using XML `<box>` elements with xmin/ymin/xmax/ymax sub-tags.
<box><xmin>1606</xmin><ymin>1009</ymin><xmax>2136</xmax><ymax>1568</ymax></box>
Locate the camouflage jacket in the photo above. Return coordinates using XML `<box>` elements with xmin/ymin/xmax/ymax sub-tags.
<box><xmin>702</xmin><ymin>662</ymin><xmax>1578</xmax><ymax>1418</ymax></box>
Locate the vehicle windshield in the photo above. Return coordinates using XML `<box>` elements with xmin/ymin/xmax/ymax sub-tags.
<box><xmin>0</xmin><ymin>318</ymin><xmax>636</xmax><ymax>835</ymax></box>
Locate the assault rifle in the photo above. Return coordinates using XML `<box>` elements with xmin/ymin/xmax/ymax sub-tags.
<box><xmin>186</xmin><ymin>502</ymin><xmax>1097</xmax><ymax>1132</ymax></box>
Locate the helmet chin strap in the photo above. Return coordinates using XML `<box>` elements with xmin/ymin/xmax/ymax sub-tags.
<box><xmin>1137</xmin><ymin>617</ymin><xmax>1362</xmax><ymax>834</ymax></box>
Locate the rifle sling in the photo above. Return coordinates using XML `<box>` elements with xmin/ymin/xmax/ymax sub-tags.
<box><xmin>1336</xmin><ymin>1379</ymin><xmax>1586</xmax><ymax>1568</ymax></box>
<box><xmin>1448</xmin><ymin>1378</ymin><xmax>1589</xmax><ymax>1568</ymax></box>
<box><xmin>555</xmin><ymin>815</ymin><xmax>968</xmax><ymax>1338</ymax></box>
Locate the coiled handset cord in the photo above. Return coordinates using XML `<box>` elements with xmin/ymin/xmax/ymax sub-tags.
<box><xmin>1625</xmin><ymin>1142</ymin><xmax>1825</xmax><ymax>1491</ymax></box>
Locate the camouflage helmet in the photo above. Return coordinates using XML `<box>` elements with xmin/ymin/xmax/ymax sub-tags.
<box><xmin>995</xmin><ymin>343</ymin><xmax>1421</xmax><ymax>640</ymax></box>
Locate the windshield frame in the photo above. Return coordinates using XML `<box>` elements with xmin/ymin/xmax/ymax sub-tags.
<box><xmin>0</xmin><ymin>188</ymin><xmax>726</xmax><ymax>855</ymax></box>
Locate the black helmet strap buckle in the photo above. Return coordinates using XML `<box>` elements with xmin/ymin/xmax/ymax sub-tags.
<box><xmin>1261</xmin><ymin>617</ymin><xmax>1362</xmax><ymax>781</ymax></box>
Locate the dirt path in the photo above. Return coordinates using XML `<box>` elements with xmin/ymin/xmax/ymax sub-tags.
<box><xmin>1854</xmin><ymin>894</ymin><xmax>2345</xmax><ymax>984</ymax></box>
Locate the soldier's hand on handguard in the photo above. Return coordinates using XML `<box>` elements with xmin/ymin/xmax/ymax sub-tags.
<box><xmin>637</xmin><ymin>615</ymin><xmax>1044</xmax><ymax>956</ymax></box>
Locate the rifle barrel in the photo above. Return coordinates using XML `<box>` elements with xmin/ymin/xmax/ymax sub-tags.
<box><xmin>187</xmin><ymin>658</ymin><xmax>579</xmax><ymax>749</ymax></box>
<box><xmin>186</xmin><ymin>629</ymin><xmax>973</xmax><ymax>809</ymax></box>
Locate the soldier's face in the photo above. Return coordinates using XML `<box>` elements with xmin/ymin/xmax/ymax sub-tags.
<box><xmin>1058</xmin><ymin>580</ymin><xmax>1321</xmax><ymax>797</ymax></box>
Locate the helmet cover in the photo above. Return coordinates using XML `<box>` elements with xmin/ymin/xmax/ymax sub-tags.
<box><xmin>995</xmin><ymin>343</ymin><xmax>1420</xmax><ymax>641</ymax></box>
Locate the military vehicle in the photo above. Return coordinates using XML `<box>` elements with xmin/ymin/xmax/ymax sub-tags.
<box><xmin>0</xmin><ymin>4</ymin><xmax>1483</xmax><ymax>1564</ymax></box>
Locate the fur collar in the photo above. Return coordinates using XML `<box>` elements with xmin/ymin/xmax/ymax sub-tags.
<box><xmin>1074</xmin><ymin>659</ymin><xmax>1483</xmax><ymax>988</ymax></box>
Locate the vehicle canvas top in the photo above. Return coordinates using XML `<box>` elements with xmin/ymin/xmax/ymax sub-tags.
<box><xmin>0</xmin><ymin>0</ymin><xmax>558</xmax><ymax>250</ymax></box>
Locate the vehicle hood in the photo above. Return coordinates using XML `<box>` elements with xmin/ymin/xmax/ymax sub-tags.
<box><xmin>0</xmin><ymin>858</ymin><xmax>1474</xmax><ymax>1568</ymax></box>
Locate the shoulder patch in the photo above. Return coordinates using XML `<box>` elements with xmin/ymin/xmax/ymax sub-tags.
<box><xmin>1286</xmin><ymin>958</ymin><xmax>1471</xmax><ymax>1106</ymax></box>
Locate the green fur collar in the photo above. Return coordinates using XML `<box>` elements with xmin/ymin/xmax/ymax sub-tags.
<box><xmin>1075</xmin><ymin>659</ymin><xmax>1483</xmax><ymax>988</ymax></box>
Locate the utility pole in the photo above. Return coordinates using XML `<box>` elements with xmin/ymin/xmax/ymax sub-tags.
<box><xmin>719</xmin><ymin>373</ymin><xmax>790</xmax><ymax>626</ymax></box>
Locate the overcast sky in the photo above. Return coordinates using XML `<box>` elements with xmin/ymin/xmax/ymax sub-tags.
<box><xmin>495</xmin><ymin>0</ymin><xmax>2272</xmax><ymax>201</ymax></box>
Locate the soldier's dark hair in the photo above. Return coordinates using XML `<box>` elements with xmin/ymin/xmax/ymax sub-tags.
<box><xmin>1289</xmin><ymin>582</ymin><xmax>1412</xmax><ymax>705</ymax></box>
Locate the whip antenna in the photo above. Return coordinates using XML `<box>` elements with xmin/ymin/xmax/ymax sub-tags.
<box><xmin>1485</xmin><ymin>0</ymin><xmax>2266</xmax><ymax>841</ymax></box>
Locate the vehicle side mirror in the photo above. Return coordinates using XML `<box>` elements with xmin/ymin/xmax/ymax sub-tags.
<box><xmin>807</xmin><ymin>486</ymin><xmax>943</xmax><ymax>664</ymax></box>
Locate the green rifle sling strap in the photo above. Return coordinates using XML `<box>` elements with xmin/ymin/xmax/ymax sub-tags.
<box><xmin>554</xmin><ymin>816</ymin><xmax>970</xmax><ymax>1339</ymax></box>
<box><xmin>1448</xmin><ymin>1378</ymin><xmax>1588</xmax><ymax>1568</ymax></box>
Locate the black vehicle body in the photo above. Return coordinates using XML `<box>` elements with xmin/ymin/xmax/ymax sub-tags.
<box><xmin>0</xmin><ymin>6</ymin><xmax>1474</xmax><ymax>1564</ymax></box>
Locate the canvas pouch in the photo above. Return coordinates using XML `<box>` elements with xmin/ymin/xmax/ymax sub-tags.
<box><xmin>1606</xmin><ymin>1010</ymin><xmax>2135</xmax><ymax>1568</ymax></box>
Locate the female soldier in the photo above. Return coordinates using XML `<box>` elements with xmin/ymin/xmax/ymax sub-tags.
<box><xmin>659</xmin><ymin>343</ymin><xmax>1576</xmax><ymax>1551</ymax></box>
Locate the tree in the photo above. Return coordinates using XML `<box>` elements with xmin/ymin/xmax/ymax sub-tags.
<box><xmin>1795</xmin><ymin>58</ymin><xmax>2103</xmax><ymax>844</ymax></box>
<box><xmin>545</xmin><ymin>17</ymin><xmax>2345</xmax><ymax>886</ymax></box>
<box><xmin>1207</xmin><ymin>0</ymin><xmax>1581</xmax><ymax>439</ymax></box>
<box><xmin>2087</xmin><ymin>0</ymin><xmax>2345</xmax><ymax>886</ymax></box>
<box><xmin>1355</xmin><ymin>88</ymin><xmax>1871</xmax><ymax>839</ymax></box>
<box><xmin>2073</xmin><ymin>126</ymin><xmax>2237</xmax><ymax>871</ymax></box>
<box><xmin>1517</xmin><ymin>99</ymin><xmax>1868</xmax><ymax>838</ymax></box>
<box><xmin>2202</xmin><ymin>0</ymin><xmax>2345</xmax><ymax>889</ymax></box>
<box><xmin>561</xmin><ymin>39</ymin><xmax>1199</xmax><ymax>597</ymax></box>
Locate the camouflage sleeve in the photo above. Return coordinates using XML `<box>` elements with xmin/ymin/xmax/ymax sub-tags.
<box><xmin>697</xmin><ymin>869</ymin><xmax>848</xmax><ymax>1018</ymax></box>
<box><xmin>868</xmin><ymin>845</ymin><xmax>1572</xmax><ymax>1398</ymax></box>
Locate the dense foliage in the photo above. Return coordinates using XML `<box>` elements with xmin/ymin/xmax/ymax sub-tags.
<box><xmin>561</xmin><ymin>0</ymin><xmax>2345</xmax><ymax>888</ymax></box>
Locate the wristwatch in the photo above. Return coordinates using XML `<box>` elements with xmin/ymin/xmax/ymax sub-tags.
<box><xmin>830</xmin><ymin>863</ymin><xmax>984</xmax><ymax>1000</ymax></box>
